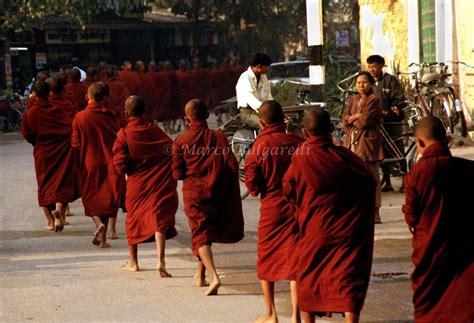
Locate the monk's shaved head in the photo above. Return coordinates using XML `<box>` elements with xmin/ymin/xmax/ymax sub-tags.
<box><xmin>125</xmin><ymin>95</ymin><xmax>146</xmax><ymax>117</ymax></box>
<box><xmin>36</xmin><ymin>71</ymin><xmax>50</xmax><ymax>81</ymax></box>
<box><xmin>303</xmin><ymin>108</ymin><xmax>332</xmax><ymax>136</ymax></box>
<box><xmin>46</xmin><ymin>74</ymin><xmax>67</xmax><ymax>94</ymax></box>
<box><xmin>70</xmin><ymin>68</ymin><xmax>81</xmax><ymax>81</ymax></box>
<box><xmin>136</xmin><ymin>60</ymin><xmax>145</xmax><ymax>71</ymax></box>
<box><xmin>185</xmin><ymin>99</ymin><xmax>208</xmax><ymax>121</ymax></box>
<box><xmin>34</xmin><ymin>80</ymin><xmax>50</xmax><ymax>98</ymax></box>
<box><xmin>258</xmin><ymin>100</ymin><xmax>284</xmax><ymax>124</ymax></box>
<box><xmin>414</xmin><ymin>116</ymin><xmax>447</xmax><ymax>142</ymax></box>
<box><xmin>104</xmin><ymin>64</ymin><xmax>116</xmax><ymax>78</ymax></box>
<box><xmin>87</xmin><ymin>82</ymin><xmax>109</xmax><ymax>102</ymax></box>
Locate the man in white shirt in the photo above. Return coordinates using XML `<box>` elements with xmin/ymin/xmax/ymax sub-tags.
<box><xmin>235</xmin><ymin>53</ymin><xmax>273</xmax><ymax>129</ymax></box>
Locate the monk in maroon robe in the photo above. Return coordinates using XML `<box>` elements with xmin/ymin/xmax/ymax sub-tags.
<box><xmin>113</xmin><ymin>96</ymin><xmax>178</xmax><ymax>276</ymax></box>
<box><xmin>21</xmin><ymin>80</ymin><xmax>77</xmax><ymax>232</ymax></box>
<box><xmin>72</xmin><ymin>82</ymin><xmax>123</xmax><ymax>248</ymax></box>
<box><xmin>172</xmin><ymin>99</ymin><xmax>244</xmax><ymax>296</ymax></box>
<box><xmin>245</xmin><ymin>100</ymin><xmax>303</xmax><ymax>323</ymax></box>
<box><xmin>402</xmin><ymin>116</ymin><xmax>474</xmax><ymax>323</ymax></box>
<box><xmin>64</xmin><ymin>68</ymin><xmax>87</xmax><ymax>112</ymax></box>
<box><xmin>191</xmin><ymin>58</ymin><xmax>210</xmax><ymax>103</ymax></box>
<box><xmin>83</xmin><ymin>67</ymin><xmax>98</xmax><ymax>90</ymax></box>
<box><xmin>47</xmin><ymin>74</ymin><xmax>76</xmax><ymax>119</ymax></box>
<box><xmin>104</xmin><ymin>65</ymin><xmax>129</xmax><ymax>127</ymax></box>
<box><xmin>26</xmin><ymin>71</ymin><xmax>51</xmax><ymax>111</ymax></box>
<box><xmin>159</xmin><ymin>61</ymin><xmax>181</xmax><ymax>134</ymax></box>
<box><xmin>117</xmin><ymin>61</ymin><xmax>141</xmax><ymax>95</ymax></box>
<box><xmin>283</xmin><ymin>108</ymin><xmax>376</xmax><ymax>323</ymax></box>
<box><xmin>208</xmin><ymin>62</ymin><xmax>226</xmax><ymax>109</ymax></box>
<box><xmin>135</xmin><ymin>60</ymin><xmax>158</xmax><ymax>123</ymax></box>
<box><xmin>148</xmin><ymin>61</ymin><xmax>172</xmax><ymax>124</ymax></box>
<box><xmin>176</xmin><ymin>60</ymin><xmax>197</xmax><ymax>131</ymax></box>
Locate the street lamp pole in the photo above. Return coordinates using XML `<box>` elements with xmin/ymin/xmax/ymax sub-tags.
<box><xmin>306</xmin><ymin>0</ymin><xmax>324</xmax><ymax>102</ymax></box>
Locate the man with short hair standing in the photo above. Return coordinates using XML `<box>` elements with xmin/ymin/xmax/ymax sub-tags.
<box><xmin>236</xmin><ymin>53</ymin><xmax>273</xmax><ymax>129</ymax></box>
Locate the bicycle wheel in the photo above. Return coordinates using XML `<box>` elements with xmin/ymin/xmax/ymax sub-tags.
<box><xmin>431</xmin><ymin>95</ymin><xmax>455</xmax><ymax>134</ymax></box>
<box><xmin>232</xmin><ymin>142</ymin><xmax>250</xmax><ymax>200</ymax></box>
<box><xmin>447</xmin><ymin>88</ymin><xmax>468</xmax><ymax>137</ymax></box>
<box><xmin>7</xmin><ymin>108</ymin><xmax>22</xmax><ymax>132</ymax></box>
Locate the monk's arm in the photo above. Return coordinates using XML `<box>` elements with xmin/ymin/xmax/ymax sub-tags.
<box><xmin>282</xmin><ymin>163</ymin><xmax>297</xmax><ymax>206</ymax></box>
<box><xmin>402</xmin><ymin>173</ymin><xmax>419</xmax><ymax>233</ymax></box>
<box><xmin>244</xmin><ymin>146</ymin><xmax>263</xmax><ymax>196</ymax></box>
<box><xmin>353</xmin><ymin>97</ymin><xmax>382</xmax><ymax>129</ymax></box>
<box><xmin>112</xmin><ymin>132</ymin><xmax>130</xmax><ymax>175</ymax></box>
<box><xmin>20</xmin><ymin>112</ymin><xmax>36</xmax><ymax>145</ymax></box>
<box><xmin>171</xmin><ymin>141</ymin><xmax>187</xmax><ymax>180</ymax></box>
<box><xmin>71</xmin><ymin>117</ymin><xmax>81</xmax><ymax>148</ymax></box>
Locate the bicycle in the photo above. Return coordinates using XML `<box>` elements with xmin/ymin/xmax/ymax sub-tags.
<box><xmin>0</xmin><ymin>93</ymin><xmax>25</xmax><ymax>132</ymax></box>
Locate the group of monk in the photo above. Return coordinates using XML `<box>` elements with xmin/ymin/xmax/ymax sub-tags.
<box><xmin>20</xmin><ymin>61</ymin><xmax>473</xmax><ymax>322</ymax></box>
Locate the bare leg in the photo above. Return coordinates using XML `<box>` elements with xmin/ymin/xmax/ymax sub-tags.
<box><xmin>52</xmin><ymin>203</ymin><xmax>64</xmax><ymax>232</ymax></box>
<box><xmin>194</xmin><ymin>260</ymin><xmax>207</xmax><ymax>287</ymax></box>
<box><xmin>290</xmin><ymin>281</ymin><xmax>301</xmax><ymax>323</ymax></box>
<box><xmin>344</xmin><ymin>312</ymin><xmax>359</xmax><ymax>323</ymax></box>
<box><xmin>65</xmin><ymin>203</ymin><xmax>74</xmax><ymax>216</ymax></box>
<box><xmin>374</xmin><ymin>207</ymin><xmax>382</xmax><ymax>224</ymax></box>
<box><xmin>155</xmin><ymin>232</ymin><xmax>172</xmax><ymax>277</ymax></box>
<box><xmin>254</xmin><ymin>280</ymin><xmax>277</xmax><ymax>323</ymax></box>
<box><xmin>99</xmin><ymin>216</ymin><xmax>110</xmax><ymax>248</ymax></box>
<box><xmin>198</xmin><ymin>245</ymin><xmax>221</xmax><ymax>296</ymax></box>
<box><xmin>91</xmin><ymin>216</ymin><xmax>109</xmax><ymax>248</ymax></box>
<box><xmin>108</xmin><ymin>217</ymin><xmax>117</xmax><ymax>239</ymax></box>
<box><xmin>42</xmin><ymin>207</ymin><xmax>54</xmax><ymax>230</ymax></box>
<box><xmin>122</xmin><ymin>244</ymin><xmax>139</xmax><ymax>272</ymax></box>
<box><xmin>302</xmin><ymin>312</ymin><xmax>315</xmax><ymax>323</ymax></box>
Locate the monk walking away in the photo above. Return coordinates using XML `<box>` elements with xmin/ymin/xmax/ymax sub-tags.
<box><xmin>21</xmin><ymin>80</ymin><xmax>78</xmax><ymax>232</ymax></box>
<box><xmin>113</xmin><ymin>96</ymin><xmax>178</xmax><ymax>276</ymax></box>
<box><xmin>245</xmin><ymin>100</ymin><xmax>302</xmax><ymax>323</ymax></box>
<box><xmin>172</xmin><ymin>99</ymin><xmax>244</xmax><ymax>296</ymax></box>
<box><xmin>72</xmin><ymin>82</ymin><xmax>124</xmax><ymax>248</ymax></box>
<box><xmin>402</xmin><ymin>116</ymin><xmax>474</xmax><ymax>323</ymax></box>
<box><xmin>283</xmin><ymin>108</ymin><xmax>376</xmax><ymax>323</ymax></box>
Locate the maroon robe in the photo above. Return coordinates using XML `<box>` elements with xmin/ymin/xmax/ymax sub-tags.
<box><xmin>71</xmin><ymin>101</ymin><xmax>123</xmax><ymax>218</ymax></box>
<box><xmin>117</xmin><ymin>69</ymin><xmax>141</xmax><ymax>95</ymax></box>
<box><xmin>147</xmin><ymin>71</ymin><xmax>173</xmax><ymax>122</ymax></box>
<box><xmin>283</xmin><ymin>136</ymin><xmax>375</xmax><ymax>314</ymax></box>
<box><xmin>172</xmin><ymin>120</ymin><xmax>244</xmax><ymax>256</ymax></box>
<box><xmin>113</xmin><ymin>117</ymin><xmax>178</xmax><ymax>245</ymax></box>
<box><xmin>82</xmin><ymin>77</ymin><xmax>95</xmax><ymax>91</ymax></box>
<box><xmin>104</xmin><ymin>77</ymin><xmax>130</xmax><ymax>127</ymax></box>
<box><xmin>191</xmin><ymin>66</ymin><xmax>210</xmax><ymax>103</ymax></box>
<box><xmin>21</xmin><ymin>97</ymin><xmax>78</xmax><ymax>207</ymax></box>
<box><xmin>245</xmin><ymin>122</ymin><xmax>303</xmax><ymax>281</ymax></box>
<box><xmin>222</xmin><ymin>66</ymin><xmax>238</xmax><ymax>100</ymax></box>
<box><xmin>159</xmin><ymin>70</ymin><xmax>181</xmax><ymax>120</ymax></box>
<box><xmin>64</xmin><ymin>80</ymin><xmax>87</xmax><ymax>112</ymax></box>
<box><xmin>176</xmin><ymin>69</ymin><xmax>197</xmax><ymax>116</ymax></box>
<box><xmin>136</xmin><ymin>71</ymin><xmax>158</xmax><ymax>123</ymax></box>
<box><xmin>402</xmin><ymin>142</ymin><xmax>474</xmax><ymax>323</ymax></box>
<box><xmin>208</xmin><ymin>67</ymin><xmax>226</xmax><ymax>109</ymax></box>
<box><xmin>49</xmin><ymin>92</ymin><xmax>76</xmax><ymax>120</ymax></box>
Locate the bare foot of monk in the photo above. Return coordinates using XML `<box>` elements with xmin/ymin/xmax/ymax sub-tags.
<box><xmin>157</xmin><ymin>263</ymin><xmax>172</xmax><ymax>278</ymax></box>
<box><xmin>99</xmin><ymin>242</ymin><xmax>110</xmax><ymax>248</ymax></box>
<box><xmin>194</xmin><ymin>272</ymin><xmax>208</xmax><ymax>287</ymax></box>
<box><xmin>53</xmin><ymin>210</ymin><xmax>63</xmax><ymax>232</ymax></box>
<box><xmin>121</xmin><ymin>261</ymin><xmax>139</xmax><ymax>272</ymax></box>
<box><xmin>43</xmin><ymin>225</ymin><xmax>54</xmax><ymax>231</ymax></box>
<box><xmin>254</xmin><ymin>315</ymin><xmax>278</xmax><ymax>323</ymax></box>
<box><xmin>108</xmin><ymin>232</ymin><xmax>118</xmax><ymax>240</ymax></box>
<box><xmin>92</xmin><ymin>224</ymin><xmax>105</xmax><ymax>246</ymax></box>
<box><xmin>205</xmin><ymin>276</ymin><xmax>221</xmax><ymax>296</ymax></box>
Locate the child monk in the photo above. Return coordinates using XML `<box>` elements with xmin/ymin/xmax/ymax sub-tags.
<box><xmin>172</xmin><ymin>99</ymin><xmax>244</xmax><ymax>296</ymax></box>
<box><xmin>112</xmin><ymin>95</ymin><xmax>178</xmax><ymax>276</ymax></box>
<box><xmin>244</xmin><ymin>100</ymin><xmax>303</xmax><ymax>323</ymax></box>
<box><xmin>402</xmin><ymin>116</ymin><xmax>474</xmax><ymax>322</ymax></box>
<box><xmin>71</xmin><ymin>82</ymin><xmax>123</xmax><ymax>248</ymax></box>
<box><xmin>21</xmin><ymin>80</ymin><xmax>78</xmax><ymax>231</ymax></box>
<box><xmin>283</xmin><ymin>108</ymin><xmax>376</xmax><ymax>323</ymax></box>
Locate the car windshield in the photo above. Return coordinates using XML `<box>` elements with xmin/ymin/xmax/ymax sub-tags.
<box><xmin>269</xmin><ymin>62</ymin><xmax>309</xmax><ymax>79</ymax></box>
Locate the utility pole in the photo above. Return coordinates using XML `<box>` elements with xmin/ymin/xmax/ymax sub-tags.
<box><xmin>306</xmin><ymin>0</ymin><xmax>324</xmax><ymax>102</ymax></box>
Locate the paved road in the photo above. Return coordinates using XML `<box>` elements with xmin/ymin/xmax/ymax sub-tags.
<box><xmin>1</xmin><ymin>127</ymin><xmax>472</xmax><ymax>322</ymax></box>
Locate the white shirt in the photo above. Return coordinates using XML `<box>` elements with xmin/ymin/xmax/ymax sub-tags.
<box><xmin>73</xmin><ymin>67</ymin><xmax>87</xmax><ymax>82</ymax></box>
<box><xmin>236</xmin><ymin>66</ymin><xmax>272</xmax><ymax>111</ymax></box>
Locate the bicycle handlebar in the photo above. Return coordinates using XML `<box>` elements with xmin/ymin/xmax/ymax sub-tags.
<box><xmin>446</xmin><ymin>61</ymin><xmax>474</xmax><ymax>68</ymax></box>
<box><xmin>336</xmin><ymin>72</ymin><xmax>358</xmax><ymax>92</ymax></box>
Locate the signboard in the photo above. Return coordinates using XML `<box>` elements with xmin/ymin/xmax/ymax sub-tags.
<box><xmin>45</xmin><ymin>30</ymin><xmax>111</xmax><ymax>44</ymax></box>
<box><xmin>4</xmin><ymin>54</ymin><xmax>13</xmax><ymax>88</ymax></box>
<box><xmin>35</xmin><ymin>52</ymin><xmax>47</xmax><ymax>69</ymax></box>
<box><xmin>335</xmin><ymin>30</ymin><xmax>350</xmax><ymax>47</ymax></box>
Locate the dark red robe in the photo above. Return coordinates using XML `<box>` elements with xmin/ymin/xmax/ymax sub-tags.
<box><xmin>245</xmin><ymin>122</ymin><xmax>303</xmax><ymax>281</ymax></box>
<box><xmin>21</xmin><ymin>97</ymin><xmax>78</xmax><ymax>207</ymax></box>
<box><xmin>191</xmin><ymin>66</ymin><xmax>210</xmax><ymax>103</ymax></box>
<box><xmin>147</xmin><ymin>71</ymin><xmax>173</xmax><ymax>122</ymax></box>
<box><xmin>71</xmin><ymin>102</ymin><xmax>124</xmax><ymax>218</ymax></box>
<box><xmin>208</xmin><ymin>67</ymin><xmax>226</xmax><ymax>109</ymax></box>
<box><xmin>136</xmin><ymin>71</ymin><xmax>158</xmax><ymax>123</ymax></box>
<box><xmin>176</xmin><ymin>69</ymin><xmax>197</xmax><ymax>117</ymax></box>
<box><xmin>402</xmin><ymin>142</ymin><xmax>474</xmax><ymax>323</ymax></box>
<box><xmin>64</xmin><ymin>80</ymin><xmax>87</xmax><ymax>112</ymax></box>
<box><xmin>283</xmin><ymin>136</ymin><xmax>375</xmax><ymax>314</ymax></box>
<box><xmin>172</xmin><ymin>120</ymin><xmax>244</xmax><ymax>256</ymax></box>
<box><xmin>104</xmin><ymin>77</ymin><xmax>129</xmax><ymax>127</ymax></box>
<box><xmin>49</xmin><ymin>92</ymin><xmax>76</xmax><ymax>120</ymax></box>
<box><xmin>159</xmin><ymin>70</ymin><xmax>181</xmax><ymax>120</ymax></box>
<box><xmin>113</xmin><ymin>117</ymin><xmax>178</xmax><ymax>245</ymax></box>
<box><xmin>117</xmin><ymin>69</ymin><xmax>141</xmax><ymax>96</ymax></box>
<box><xmin>222</xmin><ymin>66</ymin><xmax>238</xmax><ymax>100</ymax></box>
<box><xmin>82</xmin><ymin>77</ymin><xmax>95</xmax><ymax>91</ymax></box>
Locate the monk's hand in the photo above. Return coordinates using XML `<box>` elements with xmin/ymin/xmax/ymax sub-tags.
<box><xmin>391</xmin><ymin>106</ymin><xmax>400</xmax><ymax>116</ymax></box>
<box><xmin>409</xmin><ymin>226</ymin><xmax>415</xmax><ymax>234</ymax></box>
